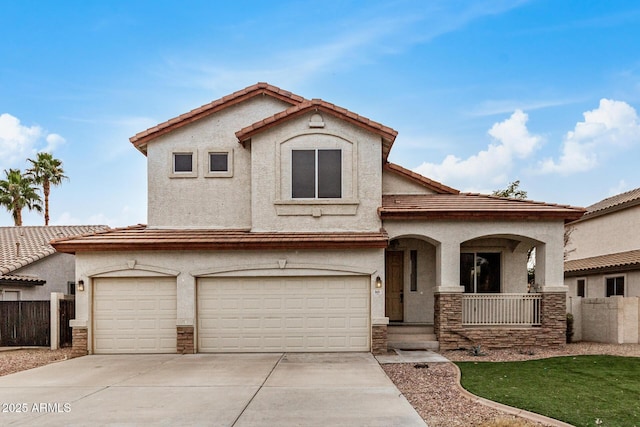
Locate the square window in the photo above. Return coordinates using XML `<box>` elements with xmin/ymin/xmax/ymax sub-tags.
<box><xmin>173</xmin><ymin>153</ymin><xmax>193</xmax><ymax>173</ymax></box>
<box><xmin>606</xmin><ymin>276</ymin><xmax>624</xmax><ymax>297</ymax></box>
<box><xmin>292</xmin><ymin>149</ymin><xmax>341</xmax><ymax>199</ymax></box>
<box><xmin>209</xmin><ymin>153</ymin><xmax>228</xmax><ymax>172</ymax></box>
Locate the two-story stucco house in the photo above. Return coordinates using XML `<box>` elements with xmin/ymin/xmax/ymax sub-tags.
<box><xmin>564</xmin><ymin>188</ymin><xmax>640</xmax><ymax>343</ymax></box>
<box><xmin>52</xmin><ymin>83</ymin><xmax>584</xmax><ymax>356</ymax></box>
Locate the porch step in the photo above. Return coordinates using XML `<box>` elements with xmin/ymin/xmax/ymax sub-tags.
<box><xmin>387</xmin><ymin>325</ymin><xmax>439</xmax><ymax>351</ymax></box>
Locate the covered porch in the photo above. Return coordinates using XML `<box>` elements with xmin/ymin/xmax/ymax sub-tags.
<box><xmin>380</xmin><ymin>219</ymin><xmax>571</xmax><ymax>351</ymax></box>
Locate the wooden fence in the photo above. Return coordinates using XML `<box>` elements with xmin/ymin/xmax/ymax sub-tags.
<box><xmin>59</xmin><ymin>298</ymin><xmax>74</xmax><ymax>347</ymax></box>
<box><xmin>0</xmin><ymin>301</ymin><xmax>50</xmax><ymax>346</ymax></box>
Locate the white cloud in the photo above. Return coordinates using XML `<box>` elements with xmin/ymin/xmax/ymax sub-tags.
<box><xmin>538</xmin><ymin>99</ymin><xmax>640</xmax><ymax>174</ymax></box>
<box><xmin>44</xmin><ymin>133</ymin><xmax>66</xmax><ymax>152</ymax></box>
<box><xmin>608</xmin><ymin>179</ymin><xmax>630</xmax><ymax>196</ymax></box>
<box><xmin>0</xmin><ymin>113</ymin><xmax>66</xmax><ymax>170</ymax></box>
<box><xmin>414</xmin><ymin>109</ymin><xmax>542</xmax><ymax>188</ymax></box>
<box><xmin>52</xmin><ymin>205</ymin><xmax>141</xmax><ymax>227</ymax></box>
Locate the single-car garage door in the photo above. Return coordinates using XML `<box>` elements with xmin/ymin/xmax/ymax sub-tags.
<box><xmin>197</xmin><ymin>276</ymin><xmax>369</xmax><ymax>352</ymax></box>
<box><xmin>93</xmin><ymin>277</ymin><xmax>177</xmax><ymax>354</ymax></box>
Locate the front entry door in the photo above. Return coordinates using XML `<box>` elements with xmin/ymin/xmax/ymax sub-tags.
<box><xmin>385</xmin><ymin>251</ymin><xmax>404</xmax><ymax>322</ymax></box>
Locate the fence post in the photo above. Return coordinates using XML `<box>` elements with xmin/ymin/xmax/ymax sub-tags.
<box><xmin>50</xmin><ymin>292</ymin><xmax>63</xmax><ymax>350</ymax></box>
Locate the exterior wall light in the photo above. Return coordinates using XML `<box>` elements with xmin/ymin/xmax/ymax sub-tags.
<box><xmin>375</xmin><ymin>276</ymin><xmax>382</xmax><ymax>288</ymax></box>
<box><xmin>77</xmin><ymin>280</ymin><xmax>85</xmax><ymax>292</ymax></box>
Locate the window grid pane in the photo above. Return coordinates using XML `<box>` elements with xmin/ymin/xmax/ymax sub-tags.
<box><xmin>174</xmin><ymin>153</ymin><xmax>192</xmax><ymax>172</ymax></box>
<box><xmin>317</xmin><ymin>149</ymin><xmax>341</xmax><ymax>198</ymax></box>
<box><xmin>209</xmin><ymin>153</ymin><xmax>228</xmax><ymax>172</ymax></box>
<box><xmin>292</xmin><ymin>150</ymin><xmax>316</xmax><ymax>198</ymax></box>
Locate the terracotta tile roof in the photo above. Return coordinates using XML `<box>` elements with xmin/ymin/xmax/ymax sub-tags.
<box><xmin>383</xmin><ymin>163</ymin><xmax>459</xmax><ymax>194</ymax></box>
<box><xmin>235</xmin><ymin>99</ymin><xmax>398</xmax><ymax>161</ymax></box>
<box><xmin>0</xmin><ymin>274</ymin><xmax>46</xmax><ymax>286</ymax></box>
<box><xmin>577</xmin><ymin>187</ymin><xmax>640</xmax><ymax>221</ymax></box>
<box><xmin>565</xmin><ymin>249</ymin><xmax>640</xmax><ymax>276</ymax></box>
<box><xmin>129</xmin><ymin>82</ymin><xmax>306</xmax><ymax>152</ymax></box>
<box><xmin>0</xmin><ymin>225</ymin><xmax>109</xmax><ymax>283</ymax></box>
<box><xmin>51</xmin><ymin>225</ymin><xmax>389</xmax><ymax>253</ymax></box>
<box><xmin>380</xmin><ymin>194</ymin><xmax>586</xmax><ymax>221</ymax></box>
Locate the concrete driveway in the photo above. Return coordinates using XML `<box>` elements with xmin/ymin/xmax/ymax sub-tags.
<box><xmin>0</xmin><ymin>352</ymin><xmax>426</xmax><ymax>426</ymax></box>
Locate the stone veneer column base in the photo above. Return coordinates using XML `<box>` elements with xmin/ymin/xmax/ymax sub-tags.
<box><xmin>435</xmin><ymin>292</ymin><xmax>568</xmax><ymax>350</ymax></box>
<box><xmin>71</xmin><ymin>327</ymin><xmax>88</xmax><ymax>358</ymax></box>
<box><xmin>177</xmin><ymin>326</ymin><xmax>195</xmax><ymax>354</ymax></box>
<box><xmin>371</xmin><ymin>325</ymin><xmax>388</xmax><ymax>355</ymax></box>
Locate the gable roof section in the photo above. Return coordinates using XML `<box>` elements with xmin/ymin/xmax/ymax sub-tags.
<box><xmin>384</xmin><ymin>163</ymin><xmax>459</xmax><ymax>194</ymax></box>
<box><xmin>565</xmin><ymin>249</ymin><xmax>640</xmax><ymax>276</ymax></box>
<box><xmin>572</xmin><ymin>187</ymin><xmax>640</xmax><ymax>222</ymax></box>
<box><xmin>130</xmin><ymin>82</ymin><xmax>306</xmax><ymax>153</ymax></box>
<box><xmin>1</xmin><ymin>225</ymin><xmax>109</xmax><ymax>284</ymax></box>
<box><xmin>235</xmin><ymin>99</ymin><xmax>398</xmax><ymax>161</ymax></box>
<box><xmin>380</xmin><ymin>194</ymin><xmax>586</xmax><ymax>221</ymax></box>
<box><xmin>51</xmin><ymin>225</ymin><xmax>389</xmax><ymax>253</ymax></box>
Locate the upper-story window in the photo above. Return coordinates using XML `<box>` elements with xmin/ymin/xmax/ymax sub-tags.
<box><xmin>209</xmin><ymin>153</ymin><xmax>228</xmax><ymax>172</ymax></box>
<box><xmin>173</xmin><ymin>153</ymin><xmax>193</xmax><ymax>173</ymax></box>
<box><xmin>205</xmin><ymin>149</ymin><xmax>233</xmax><ymax>178</ymax></box>
<box><xmin>292</xmin><ymin>149</ymin><xmax>342</xmax><ymax>198</ymax></box>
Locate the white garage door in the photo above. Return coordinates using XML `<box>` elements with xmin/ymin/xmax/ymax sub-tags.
<box><xmin>197</xmin><ymin>276</ymin><xmax>370</xmax><ymax>352</ymax></box>
<box><xmin>93</xmin><ymin>277</ymin><xmax>177</xmax><ymax>354</ymax></box>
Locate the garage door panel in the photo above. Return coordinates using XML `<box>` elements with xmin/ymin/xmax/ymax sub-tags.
<box><xmin>93</xmin><ymin>277</ymin><xmax>176</xmax><ymax>354</ymax></box>
<box><xmin>197</xmin><ymin>276</ymin><xmax>369</xmax><ymax>352</ymax></box>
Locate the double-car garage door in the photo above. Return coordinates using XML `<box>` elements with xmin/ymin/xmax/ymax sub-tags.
<box><xmin>93</xmin><ymin>276</ymin><xmax>369</xmax><ymax>353</ymax></box>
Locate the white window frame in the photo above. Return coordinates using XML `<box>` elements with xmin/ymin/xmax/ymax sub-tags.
<box><xmin>576</xmin><ymin>277</ymin><xmax>586</xmax><ymax>298</ymax></box>
<box><xmin>204</xmin><ymin>149</ymin><xmax>233</xmax><ymax>178</ymax></box>
<box><xmin>291</xmin><ymin>148</ymin><xmax>342</xmax><ymax>199</ymax></box>
<box><xmin>171</xmin><ymin>151</ymin><xmax>197</xmax><ymax>178</ymax></box>
<box><xmin>1</xmin><ymin>289</ymin><xmax>21</xmax><ymax>301</ymax></box>
<box><xmin>604</xmin><ymin>274</ymin><xmax>626</xmax><ymax>297</ymax></box>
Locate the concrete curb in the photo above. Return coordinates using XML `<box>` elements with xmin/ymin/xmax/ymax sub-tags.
<box><xmin>450</xmin><ymin>362</ymin><xmax>574</xmax><ymax>427</ymax></box>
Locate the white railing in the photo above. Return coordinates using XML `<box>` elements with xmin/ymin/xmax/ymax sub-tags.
<box><xmin>462</xmin><ymin>293</ymin><xmax>542</xmax><ymax>326</ymax></box>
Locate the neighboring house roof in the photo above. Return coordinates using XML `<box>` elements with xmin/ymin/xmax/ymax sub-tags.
<box><xmin>235</xmin><ymin>99</ymin><xmax>398</xmax><ymax>161</ymax></box>
<box><xmin>0</xmin><ymin>225</ymin><xmax>109</xmax><ymax>285</ymax></box>
<box><xmin>383</xmin><ymin>163</ymin><xmax>459</xmax><ymax>195</ymax></box>
<box><xmin>565</xmin><ymin>249</ymin><xmax>640</xmax><ymax>276</ymax></box>
<box><xmin>130</xmin><ymin>82</ymin><xmax>306</xmax><ymax>153</ymax></box>
<box><xmin>51</xmin><ymin>225</ymin><xmax>389</xmax><ymax>254</ymax></box>
<box><xmin>571</xmin><ymin>187</ymin><xmax>640</xmax><ymax>223</ymax></box>
<box><xmin>379</xmin><ymin>194</ymin><xmax>586</xmax><ymax>221</ymax></box>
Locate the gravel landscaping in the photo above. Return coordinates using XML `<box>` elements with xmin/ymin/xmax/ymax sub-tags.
<box><xmin>383</xmin><ymin>342</ymin><xmax>640</xmax><ymax>427</ymax></box>
<box><xmin>0</xmin><ymin>348</ymin><xmax>74</xmax><ymax>377</ymax></box>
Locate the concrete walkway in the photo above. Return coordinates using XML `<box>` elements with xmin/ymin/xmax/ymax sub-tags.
<box><xmin>0</xmin><ymin>352</ymin><xmax>426</xmax><ymax>426</ymax></box>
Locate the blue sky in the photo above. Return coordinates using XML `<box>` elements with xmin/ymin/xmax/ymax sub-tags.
<box><xmin>1</xmin><ymin>0</ymin><xmax>639</xmax><ymax>227</ymax></box>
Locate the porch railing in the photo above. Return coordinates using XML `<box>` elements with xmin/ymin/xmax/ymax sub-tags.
<box><xmin>462</xmin><ymin>293</ymin><xmax>542</xmax><ymax>326</ymax></box>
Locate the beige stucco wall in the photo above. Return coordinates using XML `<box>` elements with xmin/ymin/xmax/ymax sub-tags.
<box><xmin>565</xmin><ymin>270</ymin><xmax>640</xmax><ymax>298</ymax></box>
<box><xmin>146</xmin><ymin>96</ymin><xmax>294</xmax><ymax>228</ymax></box>
<box><xmin>249</xmin><ymin>112</ymin><xmax>383</xmax><ymax>232</ymax></box>
<box><xmin>72</xmin><ymin>248</ymin><xmax>385</xmax><ymax>353</ymax></box>
<box><xmin>573</xmin><ymin>296</ymin><xmax>640</xmax><ymax>344</ymax></box>
<box><xmin>1</xmin><ymin>252</ymin><xmax>75</xmax><ymax>300</ymax></box>
<box><xmin>385</xmin><ymin>219</ymin><xmax>565</xmax><ymax>292</ymax></box>
<box><xmin>382</xmin><ymin>170</ymin><xmax>436</xmax><ymax>195</ymax></box>
<box><xmin>566</xmin><ymin>205</ymin><xmax>640</xmax><ymax>261</ymax></box>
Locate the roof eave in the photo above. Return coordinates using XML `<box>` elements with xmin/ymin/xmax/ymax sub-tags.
<box><xmin>379</xmin><ymin>210</ymin><xmax>585</xmax><ymax>222</ymax></box>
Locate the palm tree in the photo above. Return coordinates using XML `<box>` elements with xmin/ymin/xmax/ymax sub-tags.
<box><xmin>26</xmin><ymin>152</ymin><xmax>68</xmax><ymax>226</ymax></box>
<box><xmin>0</xmin><ymin>169</ymin><xmax>43</xmax><ymax>226</ymax></box>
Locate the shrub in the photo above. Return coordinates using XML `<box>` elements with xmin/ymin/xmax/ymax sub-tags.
<box><xmin>566</xmin><ymin>313</ymin><xmax>574</xmax><ymax>343</ymax></box>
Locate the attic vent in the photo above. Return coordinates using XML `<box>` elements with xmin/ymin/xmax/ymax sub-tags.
<box><xmin>309</xmin><ymin>113</ymin><xmax>325</xmax><ymax>128</ymax></box>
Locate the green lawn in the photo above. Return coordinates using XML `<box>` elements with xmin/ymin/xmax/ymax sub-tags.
<box><xmin>456</xmin><ymin>355</ymin><xmax>640</xmax><ymax>427</ymax></box>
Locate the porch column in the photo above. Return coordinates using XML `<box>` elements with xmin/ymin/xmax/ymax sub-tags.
<box><xmin>176</xmin><ymin>273</ymin><xmax>195</xmax><ymax>354</ymax></box>
<box><xmin>434</xmin><ymin>241</ymin><xmax>464</xmax><ymax>348</ymax></box>
<box><xmin>538</xmin><ymin>235</ymin><xmax>568</xmax><ymax>347</ymax></box>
